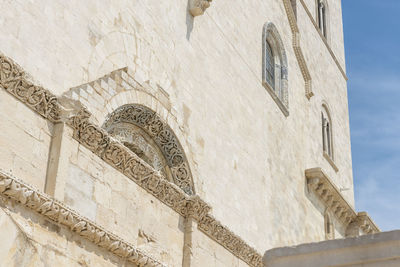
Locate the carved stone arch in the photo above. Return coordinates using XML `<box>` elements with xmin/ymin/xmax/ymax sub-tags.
<box><xmin>103</xmin><ymin>104</ymin><xmax>195</xmax><ymax>195</ymax></box>
<box><xmin>262</xmin><ymin>22</ymin><xmax>289</xmax><ymax>115</ymax></box>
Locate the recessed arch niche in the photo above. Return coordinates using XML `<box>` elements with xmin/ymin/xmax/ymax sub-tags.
<box><xmin>103</xmin><ymin>104</ymin><xmax>195</xmax><ymax>195</ymax></box>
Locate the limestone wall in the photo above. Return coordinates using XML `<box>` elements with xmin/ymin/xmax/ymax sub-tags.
<box><xmin>0</xmin><ymin>0</ymin><xmax>361</xmax><ymax>266</ymax></box>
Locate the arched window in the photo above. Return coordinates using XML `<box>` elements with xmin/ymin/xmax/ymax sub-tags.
<box><xmin>317</xmin><ymin>0</ymin><xmax>328</xmax><ymax>38</ymax></box>
<box><xmin>321</xmin><ymin>104</ymin><xmax>333</xmax><ymax>159</ymax></box>
<box><xmin>324</xmin><ymin>210</ymin><xmax>335</xmax><ymax>240</ymax></box>
<box><xmin>103</xmin><ymin>104</ymin><xmax>195</xmax><ymax>195</ymax></box>
<box><xmin>262</xmin><ymin>22</ymin><xmax>289</xmax><ymax>116</ymax></box>
<box><xmin>265</xmin><ymin>41</ymin><xmax>275</xmax><ymax>89</ymax></box>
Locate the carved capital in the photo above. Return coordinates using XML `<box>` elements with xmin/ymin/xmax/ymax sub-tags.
<box><xmin>189</xmin><ymin>0</ymin><xmax>212</xmax><ymax>16</ymax></box>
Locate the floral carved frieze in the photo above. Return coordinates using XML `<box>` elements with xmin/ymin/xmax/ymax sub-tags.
<box><xmin>198</xmin><ymin>214</ymin><xmax>263</xmax><ymax>267</ymax></box>
<box><xmin>0</xmin><ymin>54</ymin><xmax>61</xmax><ymax>122</ymax></box>
<box><xmin>103</xmin><ymin>104</ymin><xmax>195</xmax><ymax>195</ymax></box>
<box><xmin>189</xmin><ymin>0</ymin><xmax>212</xmax><ymax>16</ymax></box>
<box><xmin>0</xmin><ymin>170</ymin><xmax>165</xmax><ymax>267</ymax></box>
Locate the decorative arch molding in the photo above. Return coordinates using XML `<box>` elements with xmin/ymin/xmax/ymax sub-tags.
<box><xmin>103</xmin><ymin>104</ymin><xmax>195</xmax><ymax>195</ymax></box>
<box><xmin>262</xmin><ymin>22</ymin><xmax>289</xmax><ymax>116</ymax></box>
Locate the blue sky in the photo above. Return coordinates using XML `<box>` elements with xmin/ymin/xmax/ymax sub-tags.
<box><xmin>342</xmin><ymin>1</ymin><xmax>400</xmax><ymax>231</ymax></box>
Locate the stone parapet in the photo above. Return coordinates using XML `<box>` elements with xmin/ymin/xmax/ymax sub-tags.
<box><xmin>264</xmin><ymin>230</ymin><xmax>400</xmax><ymax>267</ymax></box>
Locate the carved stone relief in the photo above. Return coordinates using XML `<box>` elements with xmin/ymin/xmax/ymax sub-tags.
<box><xmin>189</xmin><ymin>0</ymin><xmax>212</xmax><ymax>17</ymax></box>
<box><xmin>107</xmin><ymin>123</ymin><xmax>172</xmax><ymax>181</ymax></box>
<box><xmin>0</xmin><ymin>54</ymin><xmax>61</xmax><ymax>122</ymax></box>
<box><xmin>103</xmin><ymin>104</ymin><xmax>195</xmax><ymax>195</ymax></box>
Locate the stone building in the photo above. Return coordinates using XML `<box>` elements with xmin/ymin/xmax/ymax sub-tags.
<box><xmin>0</xmin><ymin>0</ymin><xmax>390</xmax><ymax>266</ymax></box>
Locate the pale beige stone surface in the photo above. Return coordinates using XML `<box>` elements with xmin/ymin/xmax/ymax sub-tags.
<box><xmin>0</xmin><ymin>89</ymin><xmax>51</xmax><ymax>191</ymax></box>
<box><xmin>264</xmin><ymin>230</ymin><xmax>400</xmax><ymax>267</ymax></box>
<box><xmin>0</xmin><ymin>0</ymin><xmax>369</xmax><ymax>266</ymax></box>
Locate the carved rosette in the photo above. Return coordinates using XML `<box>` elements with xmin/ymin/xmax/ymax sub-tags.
<box><xmin>103</xmin><ymin>104</ymin><xmax>195</xmax><ymax>195</ymax></box>
<box><xmin>0</xmin><ymin>170</ymin><xmax>165</xmax><ymax>267</ymax></box>
<box><xmin>0</xmin><ymin>54</ymin><xmax>61</xmax><ymax>122</ymax></box>
<box><xmin>189</xmin><ymin>0</ymin><xmax>212</xmax><ymax>16</ymax></box>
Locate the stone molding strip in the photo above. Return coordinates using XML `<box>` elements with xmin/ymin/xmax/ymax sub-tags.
<box><xmin>0</xmin><ymin>54</ymin><xmax>61</xmax><ymax>122</ymax></box>
<box><xmin>198</xmin><ymin>214</ymin><xmax>263</xmax><ymax>267</ymax></box>
<box><xmin>298</xmin><ymin>0</ymin><xmax>348</xmax><ymax>81</ymax></box>
<box><xmin>282</xmin><ymin>0</ymin><xmax>314</xmax><ymax>99</ymax></box>
<box><xmin>0</xmin><ymin>170</ymin><xmax>165</xmax><ymax>267</ymax></box>
<box><xmin>306</xmin><ymin>168</ymin><xmax>379</xmax><ymax>234</ymax></box>
<box><xmin>103</xmin><ymin>104</ymin><xmax>195</xmax><ymax>195</ymax></box>
<box><xmin>0</xmin><ymin>53</ymin><xmax>263</xmax><ymax>267</ymax></box>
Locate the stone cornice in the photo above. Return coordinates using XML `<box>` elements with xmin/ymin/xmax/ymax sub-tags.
<box><xmin>282</xmin><ymin>0</ymin><xmax>314</xmax><ymax>99</ymax></box>
<box><xmin>298</xmin><ymin>0</ymin><xmax>348</xmax><ymax>81</ymax></box>
<box><xmin>0</xmin><ymin>170</ymin><xmax>165</xmax><ymax>267</ymax></box>
<box><xmin>306</xmin><ymin>168</ymin><xmax>356</xmax><ymax>226</ymax></box>
<box><xmin>0</xmin><ymin>54</ymin><xmax>61</xmax><ymax>122</ymax></box>
<box><xmin>356</xmin><ymin>212</ymin><xmax>380</xmax><ymax>234</ymax></box>
<box><xmin>0</xmin><ymin>53</ymin><xmax>263</xmax><ymax>267</ymax></box>
<box><xmin>306</xmin><ymin>168</ymin><xmax>380</xmax><ymax>235</ymax></box>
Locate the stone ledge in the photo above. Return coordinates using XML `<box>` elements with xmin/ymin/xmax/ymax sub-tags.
<box><xmin>323</xmin><ymin>152</ymin><xmax>338</xmax><ymax>172</ymax></box>
<box><xmin>264</xmin><ymin>230</ymin><xmax>400</xmax><ymax>267</ymax></box>
<box><xmin>262</xmin><ymin>82</ymin><xmax>289</xmax><ymax>117</ymax></box>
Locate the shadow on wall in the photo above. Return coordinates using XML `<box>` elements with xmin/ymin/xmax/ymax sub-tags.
<box><xmin>186</xmin><ymin>0</ymin><xmax>194</xmax><ymax>40</ymax></box>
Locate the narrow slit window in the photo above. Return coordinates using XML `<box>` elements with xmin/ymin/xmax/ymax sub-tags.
<box><xmin>265</xmin><ymin>41</ymin><xmax>275</xmax><ymax>89</ymax></box>
<box><xmin>322</xmin><ymin>105</ymin><xmax>333</xmax><ymax>159</ymax></box>
<box><xmin>318</xmin><ymin>0</ymin><xmax>327</xmax><ymax>37</ymax></box>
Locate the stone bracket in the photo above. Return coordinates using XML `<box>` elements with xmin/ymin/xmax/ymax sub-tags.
<box><xmin>306</xmin><ymin>168</ymin><xmax>379</xmax><ymax>235</ymax></box>
<box><xmin>189</xmin><ymin>0</ymin><xmax>212</xmax><ymax>16</ymax></box>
